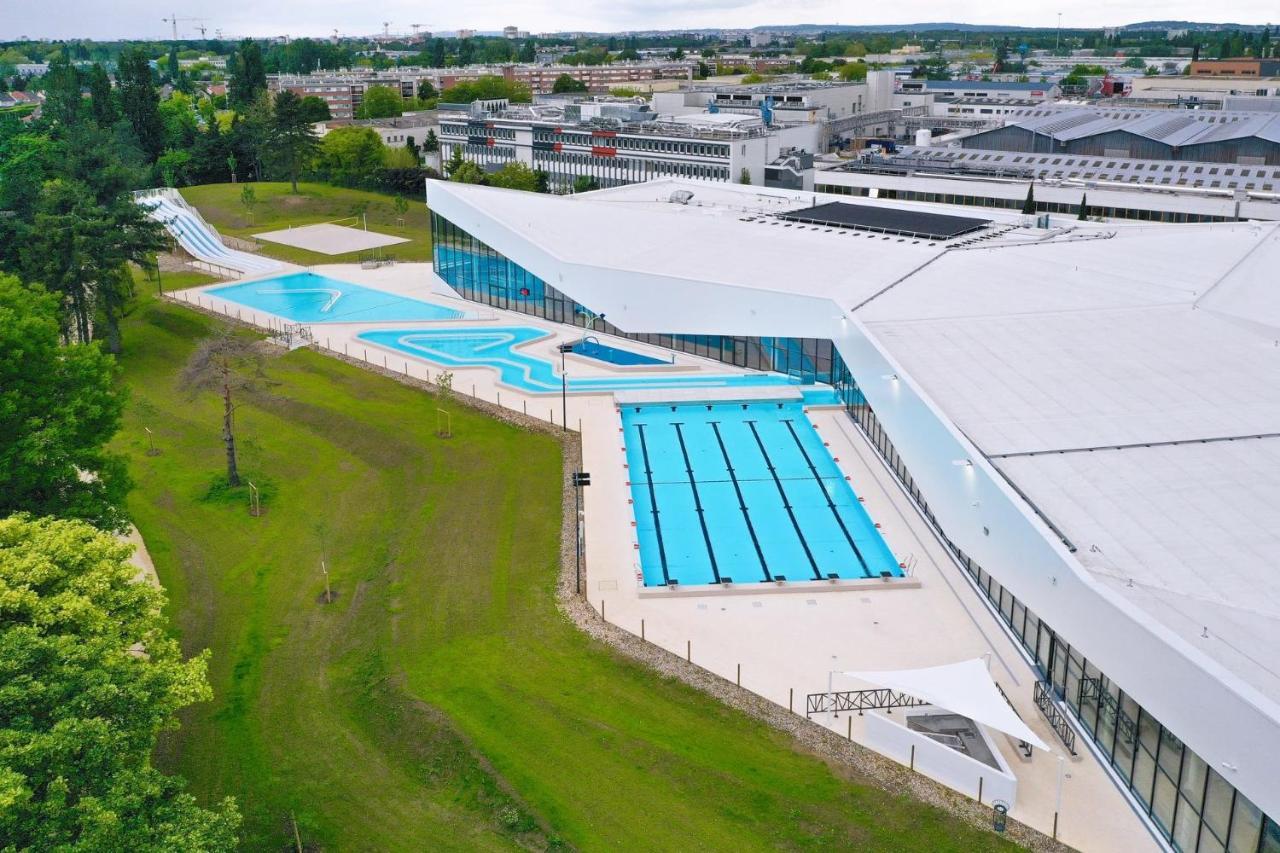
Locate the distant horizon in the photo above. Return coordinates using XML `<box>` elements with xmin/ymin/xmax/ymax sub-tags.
<box><xmin>4</xmin><ymin>5</ymin><xmax>1276</xmax><ymax>43</ymax></box>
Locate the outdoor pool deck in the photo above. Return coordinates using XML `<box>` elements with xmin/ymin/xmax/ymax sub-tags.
<box><xmin>172</xmin><ymin>263</ymin><xmax>1158</xmax><ymax>853</ymax></box>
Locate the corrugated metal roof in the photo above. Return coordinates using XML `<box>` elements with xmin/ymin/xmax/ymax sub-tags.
<box><xmin>980</xmin><ymin>104</ymin><xmax>1280</xmax><ymax>150</ymax></box>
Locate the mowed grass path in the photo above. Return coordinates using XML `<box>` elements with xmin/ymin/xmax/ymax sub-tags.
<box><xmin>115</xmin><ymin>293</ymin><xmax>1014</xmax><ymax>851</ymax></box>
<box><xmin>181</xmin><ymin>182</ymin><xmax>432</xmax><ymax>265</ymax></box>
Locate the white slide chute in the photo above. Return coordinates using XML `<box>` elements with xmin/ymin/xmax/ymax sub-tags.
<box><xmin>134</xmin><ymin>189</ymin><xmax>284</xmax><ymax>277</ymax></box>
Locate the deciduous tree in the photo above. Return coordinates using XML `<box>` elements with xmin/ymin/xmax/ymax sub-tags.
<box><xmin>0</xmin><ymin>276</ymin><xmax>130</xmax><ymax>529</ymax></box>
<box><xmin>0</xmin><ymin>515</ymin><xmax>240</xmax><ymax>849</ymax></box>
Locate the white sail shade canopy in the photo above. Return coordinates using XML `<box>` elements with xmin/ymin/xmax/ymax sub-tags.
<box><xmin>842</xmin><ymin>658</ymin><xmax>1052</xmax><ymax>752</ymax></box>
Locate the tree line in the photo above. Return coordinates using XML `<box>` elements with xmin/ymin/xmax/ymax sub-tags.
<box><xmin>0</xmin><ymin>46</ymin><xmax>245</xmax><ymax>850</ymax></box>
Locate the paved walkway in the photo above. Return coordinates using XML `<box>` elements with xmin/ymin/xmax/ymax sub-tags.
<box><xmin>171</xmin><ymin>262</ymin><xmax>1160</xmax><ymax>852</ymax></box>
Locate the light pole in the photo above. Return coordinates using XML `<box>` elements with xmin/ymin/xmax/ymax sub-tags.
<box><xmin>557</xmin><ymin>342</ymin><xmax>573</xmax><ymax>432</ymax></box>
<box><xmin>1056</xmin><ymin>13</ymin><xmax>1062</xmax><ymax>53</ymax></box>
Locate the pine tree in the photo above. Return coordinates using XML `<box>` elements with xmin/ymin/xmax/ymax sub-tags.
<box><xmin>228</xmin><ymin>39</ymin><xmax>267</xmax><ymax>106</ymax></box>
<box><xmin>268</xmin><ymin>90</ymin><xmax>319</xmax><ymax>193</ymax></box>
<box><xmin>117</xmin><ymin>47</ymin><xmax>164</xmax><ymax>160</ymax></box>
<box><xmin>1021</xmin><ymin>181</ymin><xmax>1036</xmax><ymax>215</ymax></box>
<box><xmin>87</xmin><ymin>63</ymin><xmax>117</xmax><ymax>127</ymax></box>
<box><xmin>1078</xmin><ymin>193</ymin><xmax>1089</xmax><ymax>221</ymax></box>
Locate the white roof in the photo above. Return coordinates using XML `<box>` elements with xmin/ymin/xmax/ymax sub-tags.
<box><xmin>843</xmin><ymin>659</ymin><xmax>1051</xmax><ymax>751</ymax></box>
<box><xmin>432</xmin><ymin>178</ymin><xmax>1280</xmax><ymax>709</ymax></box>
<box><xmin>855</xmin><ymin>220</ymin><xmax>1280</xmax><ymax>706</ymax></box>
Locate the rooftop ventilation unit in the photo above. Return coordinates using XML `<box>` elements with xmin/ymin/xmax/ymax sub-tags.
<box><xmin>669</xmin><ymin>190</ymin><xmax>695</xmax><ymax>205</ymax></box>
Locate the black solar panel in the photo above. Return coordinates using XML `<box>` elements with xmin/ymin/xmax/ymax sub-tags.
<box><xmin>779</xmin><ymin>201</ymin><xmax>991</xmax><ymax>240</ymax></box>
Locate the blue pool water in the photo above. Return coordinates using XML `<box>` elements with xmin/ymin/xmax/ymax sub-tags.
<box><xmin>570</xmin><ymin>336</ymin><xmax>670</xmax><ymax>367</ymax></box>
<box><xmin>358</xmin><ymin>327</ymin><xmax>830</xmax><ymax>395</ymax></box>
<box><xmin>622</xmin><ymin>401</ymin><xmax>900</xmax><ymax>587</ymax></box>
<box><xmin>208</xmin><ymin>272</ymin><xmax>464</xmax><ymax>323</ymax></box>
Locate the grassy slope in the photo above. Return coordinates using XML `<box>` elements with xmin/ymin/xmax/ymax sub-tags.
<box><xmin>115</xmin><ymin>292</ymin><xmax>1014</xmax><ymax>851</ymax></box>
<box><xmin>180</xmin><ymin>182</ymin><xmax>432</xmax><ymax>265</ymax></box>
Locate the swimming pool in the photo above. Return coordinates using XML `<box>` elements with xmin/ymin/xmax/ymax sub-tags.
<box><xmin>358</xmin><ymin>327</ymin><xmax>830</xmax><ymax>395</ymax></box>
<box><xmin>569</xmin><ymin>336</ymin><xmax>670</xmax><ymax>367</ymax></box>
<box><xmin>208</xmin><ymin>272</ymin><xmax>463</xmax><ymax>323</ymax></box>
<box><xmin>623</xmin><ymin>401</ymin><xmax>900</xmax><ymax>587</ymax></box>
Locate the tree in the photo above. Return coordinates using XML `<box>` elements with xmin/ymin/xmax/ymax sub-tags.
<box><xmin>0</xmin><ymin>276</ymin><xmax>130</xmax><ymax>529</ymax></box>
<box><xmin>239</xmin><ymin>183</ymin><xmax>257</xmax><ymax>222</ymax></box>
<box><xmin>42</xmin><ymin>55</ymin><xmax>83</xmax><ymax>127</ymax></box>
<box><xmin>519</xmin><ymin>39</ymin><xmax>537</xmax><ymax>63</ymax></box>
<box><xmin>487</xmin><ymin>161</ymin><xmax>540</xmax><ymax>192</ymax></box>
<box><xmin>298</xmin><ymin>94</ymin><xmax>331</xmax><ymax>122</ymax></box>
<box><xmin>117</xmin><ymin>47</ymin><xmax>164</xmax><ymax>160</ymax></box>
<box><xmin>0</xmin><ymin>515</ymin><xmax>241</xmax><ymax>849</ymax></box>
<box><xmin>228</xmin><ymin>39</ymin><xmax>267</xmax><ymax>106</ymax></box>
<box><xmin>416</xmin><ymin>80</ymin><xmax>437</xmax><ymax>101</ymax></box>
<box><xmin>180</xmin><ymin>330</ymin><xmax>271</xmax><ymax>487</ymax></box>
<box><xmin>439</xmin><ymin>76</ymin><xmax>532</xmax><ymax>104</ymax></box>
<box><xmin>572</xmin><ymin>175</ymin><xmax>599</xmax><ymax>193</ymax></box>
<box><xmin>837</xmin><ymin>61</ymin><xmax>868</xmax><ymax>82</ymax></box>
<box><xmin>444</xmin><ymin>144</ymin><xmax>465</xmax><ymax>176</ymax></box>
<box><xmin>450</xmin><ymin>160</ymin><xmax>486</xmax><ymax>184</ymax></box>
<box><xmin>319</xmin><ymin>125</ymin><xmax>385</xmax><ymax>186</ymax></box>
<box><xmin>23</xmin><ymin>177</ymin><xmax>166</xmax><ymax>352</ymax></box>
<box><xmin>1021</xmin><ymin>181</ymin><xmax>1036</xmax><ymax>215</ymax></box>
<box><xmin>87</xmin><ymin>63</ymin><xmax>117</xmax><ymax>127</ymax></box>
<box><xmin>739</xmin><ymin>167</ymin><xmax>751</xmax><ymax>185</ymax></box>
<box><xmin>1078</xmin><ymin>193</ymin><xmax>1089</xmax><ymax>220</ymax></box>
<box><xmin>551</xmin><ymin>73</ymin><xmax>588</xmax><ymax>94</ymax></box>
<box><xmin>423</xmin><ymin>128</ymin><xmax>439</xmax><ymax>153</ymax></box>
<box><xmin>267</xmin><ymin>90</ymin><xmax>319</xmax><ymax>193</ymax></box>
<box><xmin>357</xmin><ymin>84</ymin><xmax>403</xmax><ymax>119</ymax></box>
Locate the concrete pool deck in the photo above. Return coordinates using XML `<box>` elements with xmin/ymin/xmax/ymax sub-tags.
<box><xmin>172</xmin><ymin>262</ymin><xmax>1159</xmax><ymax>852</ymax></box>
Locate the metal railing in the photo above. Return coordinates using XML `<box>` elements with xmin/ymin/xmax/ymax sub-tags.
<box><xmin>992</xmin><ymin>679</ymin><xmax>1034</xmax><ymax>758</ymax></box>
<box><xmin>1033</xmin><ymin>680</ymin><xmax>1077</xmax><ymax>755</ymax></box>
<box><xmin>806</xmin><ymin>687</ymin><xmax>930</xmax><ymax>717</ymax></box>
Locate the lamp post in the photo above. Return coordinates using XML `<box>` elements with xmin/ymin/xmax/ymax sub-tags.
<box><xmin>557</xmin><ymin>342</ymin><xmax>573</xmax><ymax>432</ymax></box>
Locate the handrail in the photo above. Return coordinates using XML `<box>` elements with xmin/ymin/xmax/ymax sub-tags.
<box><xmin>1033</xmin><ymin>680</ymin><xmax>1077</xmax><ymax>755</ymax></box>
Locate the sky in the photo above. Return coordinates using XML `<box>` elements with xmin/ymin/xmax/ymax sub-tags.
<box><xmin>3</xmin><ymin>0</ymin><xmax>1276</xmax><ymax>41</ymax></box>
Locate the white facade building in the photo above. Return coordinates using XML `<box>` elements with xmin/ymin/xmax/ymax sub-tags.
<box><xmin>425</xmin><ymin>176</ymin><xmax>1280</xmax><ymax>853</ymax></box>
<box><xmin>436</xmin><ymin>102</ymin><xmax>823</xmax><ymax>189</ymax></box>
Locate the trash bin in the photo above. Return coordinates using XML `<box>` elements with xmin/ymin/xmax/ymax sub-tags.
<box><xmin>992</xmin><ymin>802</ymin><xmax>1008</xmax><ymax>833</ymax></box>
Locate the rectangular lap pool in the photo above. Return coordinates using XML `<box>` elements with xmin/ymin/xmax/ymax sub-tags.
<box><xmin>622</xmin><ymin>401</ymin><xmax>900</xmax><ymax>587</ymax></box>
<box><xmin>208</xmin><ymin>272</ymin><xmax>463</xmax><ymax>323</ymax></box>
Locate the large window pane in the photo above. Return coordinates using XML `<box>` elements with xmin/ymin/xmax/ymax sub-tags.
<box><xmin>1132</xmin><ymin>741</ymin><xmax>1157</xmax><ymax>808</ymax></box>
<box><xmin>1152</xmin><ymin>769</ymin><xmax>1178</xmax><ymax>834</ymax></box>
<box><xmin>1259</xmin><ymin>817</ymin><xmax>1280</xmax><ymax>853</ymax></box>
<box><xmin>1172</xmin><ymin>794</ymin><xmax>1202</xmax><ymax>852</ymax></box>
<box><xmin>1203</xmin><ymin>770</ymin><xmax>1235</xmax><ymax>844</ymax></box>
<box><xmin>1181</xmin><ymin>752</ymin><xmax>1209</xmax><ymax>811</ymax></box>
<box><xmin>1227</xmin><ymin>793</ymin><xmax>1263</xmax><ymax>853</ymax></box>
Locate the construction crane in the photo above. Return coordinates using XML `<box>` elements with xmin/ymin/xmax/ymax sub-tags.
<box><xmin>161</xmin><ymin>13</ymin><xmax>205</xmax><ymax>41</ymax></box>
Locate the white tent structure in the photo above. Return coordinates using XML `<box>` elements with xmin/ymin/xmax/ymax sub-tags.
<box><xmin>842</xmin><ymin>659</ymin><xmax>1051</xmax><ymax>752</ymax></box>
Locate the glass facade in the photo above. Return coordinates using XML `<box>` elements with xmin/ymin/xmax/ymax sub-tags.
<box><xmin>429</xmin><ymin>211</ymin><xmax>1277</xmax><ymax>852</ymax></box>
<box><xmin>431</xmin><ymin>211</ymin><xmax>847</xmax><ymax>388</ymax></box>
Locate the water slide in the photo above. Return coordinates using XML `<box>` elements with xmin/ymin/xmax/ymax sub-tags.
<box><xmin>134</xmin><ymin>189</ymin><xmax>284</xmax><ymax>278</ymax></box>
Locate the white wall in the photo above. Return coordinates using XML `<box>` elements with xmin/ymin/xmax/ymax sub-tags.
<box><xmin>831</xmin><ymin>318</ymin><xmax>1280</xmax><ymax>820</ymax></box>
<box><xmin>426</xmin><ymin>179</ymin><xmax>1280</xmax><ymax>819</ymax></box>
<box><xmin>865</xmin><ymin>711</ymin><xmax>1018</xmax><ymax>807</ymax></box>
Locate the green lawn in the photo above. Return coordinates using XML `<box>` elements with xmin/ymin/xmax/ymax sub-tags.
<box><xmin>180</xmin><ymin>182</ymin><xmax>432</xmax><ymax>265</ymax></box>
<box><xmin>114</xmin><ymin>292</ymin><xmax>1015</xmax><ymax>851</ymax></box>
